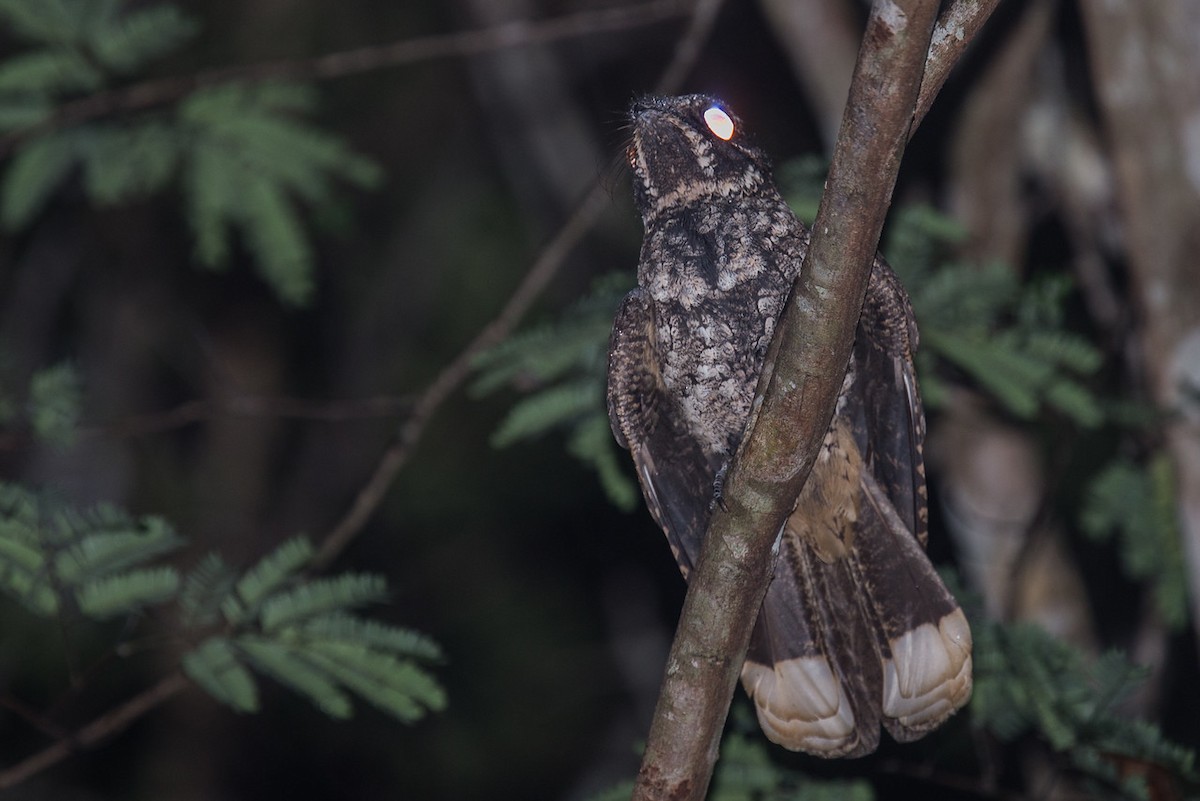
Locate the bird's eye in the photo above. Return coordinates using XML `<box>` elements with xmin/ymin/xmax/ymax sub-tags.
<box><xmin>703</xmin><ymin>106</ymin><xmax>735</xmax><ymax>141</ymax></box>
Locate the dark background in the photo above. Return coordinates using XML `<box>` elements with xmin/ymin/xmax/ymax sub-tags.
<box><xmin>1</xmin><ymin>1</ymin><xmax>1198</xmax><ymax>799</ymax></box>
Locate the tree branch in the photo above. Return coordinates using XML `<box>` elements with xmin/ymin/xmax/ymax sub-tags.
<box><xmin>0</xmin><ymin>671</ymin><xmax>190</xmax><ymax>791</ymax></box>
<box><xmin>913</xmin><ymin>0</ymin><xmax>1003</xmax><ymax>130</ymax></box>
<box><xmin>630</xmin><ymin>2</ymin><xmax>957</xmax><ymax>797</ymax></box>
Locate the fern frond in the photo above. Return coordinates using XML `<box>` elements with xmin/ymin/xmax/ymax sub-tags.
<box><xmin>53</xmin><ymin>516</ymin><xmax>180</xmax><ymax>583</ymax></box>
<box><xmin>183</xmin><ymin>637</ymin><xmax>259</xmax><ymax>713</ymax></box>
<box><xmin>89</xmin><ymin>4</ymin><xmax>198</xmax><ymax>73</ymax></box>
<box><xmin>0</xmin><ymin>48</ymin><xmax>102</xmax><ymax>94</ymax></box>
<box><xmin>0</xmin><ymin>533</ymin><xmax>57</xmax><ymax>615</ymax></box>
<box><xmin>972</xmin><ymin>620</ymin><xmax>1197</xmax><ymax>798</ymax></box>
<box><xmin>884</xmin><ymin>202</ymin><xmax>968</xmax><ymax>278</ymax></box>
<box><xmin>911</xmin><ymin>261</ymin><xmax>1016</xmax><ymax>334</ymax></box>
<box><xmin>236</xmin><ymin>636</ymin><xmax>353</xmax><ymax>718</ymax></box>
<box><xmin>184</xmin><ymin>141</ymin><xmax>238</xmax><ymax>267</ymax></box>
<box><xmin>75</xmin><ymin>566</ymin><xmax>179</xmax><ymax>618</ymax></box>
<box><xmin>81</xmin><ymin>122</ymin><xmax>180</xmax><ymax>205</ymax></box>
<box><xmin>708</xmin><ymin>729</ymin><xmax>876</xmax><ymax>801</ymax></box>
<box><xmin>260</xmin><ymin>573</ymin><xmax>387</xmax><ymax>632</ymax></box>
<box><xmin>1081</xmin><ymin>455</ymin><xmax>1189</xmax><ymax>629</ymax></box>
<box><xmin>240</xmin><ymin>177</ymin><xmax>313</xmax><ymax>306</ymax></box>
<box><xmin>0</xmin><ymin>96</ymin><xmax>52</xmax><ymax>133</ymax></box>
<box><xmin>208</xmin><ymin>112</ymin><xmax>381</xmax><ymax>200</ymax></box>
<box><xmin>304</xmin><ymin>642</ymin><xmax>446</xmax><ymax>722</ymax></box>
<box><xmin>180</xmin><ymin>552</ymin><xmax>235</xmax><ymax>627</ymax></box>
<box><xmin>565</xmin><ymin>413</ymin><xmax>638</xmax><ymax>511</ymax></box>
<box><xmin>0</xmin><ymin>484</ymin><xmax>184</xmax><ymax>616</ymax></box>
<box><xmin>27</xmin><ymin>361</ymin><xmax>82</xmax><ymax>445</ymax></box>
<box><xmin>471</xmin><ymin>272</ymin><xmax>625</xmax><ymax>397</ymax></box>
<box><xmin>471</xmin><ymin>313</ymin><xmax>613</xmax><ymax>396</ymax></box>
<box><xmin>0</xmin><ymin>0</ymin><xmax>80</xmax><ymax>44</ymax></box>
<box><xmin>177</xmin><ymin>82</ymin><xmax>381</xmax><ymax>305</ymax></box>
<box><xmin>490</xmin><ymin>379</ymin><xmax>600</xmax><ymax>448</ymax></box>
<box><xmin>297</xmin><ymin>613</ymin><xmax>443</xmax><ymax>661</ymax></box>
<box><xmin>181</xmin><ymin>82</ymin><xmax>318</xmax><ymax>122</ymax></box>
<box><xmin>926</xmin><ymin>332</ymin><xmax>1042</xmax><ymax>418</ymax></box>
<box><xmin>1024</xmin><ymin>330</ymin><xmax>1104</xmax><ymax>375</ymax></box>
<box><xmin>1</xmin><ymin>130</ymin><xmax>82</xmax><ymax>229</ymax></box>
<box><xmin>235</xmin><ymin>536</ymin><xmax>313</xmax><ymax>610</ymax></box>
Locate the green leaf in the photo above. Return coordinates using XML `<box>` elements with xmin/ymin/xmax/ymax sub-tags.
<box><xmin>81</xmin><ymin>122</ymin><xmax>180</xmax><ymax>205</ymax></box>
<box><xmin>304</xmin><ymin>641</ymin><xmax>446</xmax><ymax>722</ymax></box>
<box><xmin>184</xmin><ymin>141</ymin><xmax>237</xmax><ymax>268</ymax></box>
<box><xmin>235</xmin><ymin>536</ymin><xmax>313</xmax><ymax>610</ymax></box>
<box><xmin>296</xmin><ymin>614</ymin><xmax>443</xmax><ymax>661</ymax></box>
<box><xmin>177</xmin><ymin>82</ymin><xmax>381</xmax><ymax>305</ymax></box>
<box><xmin>565</xmin><ymin>414</ymin><xmax>638</xmax><ymax>511</ymax></box>
<box><xmin>90</xmin><ymin>4</ymin><xmax>199</xmax><ymax>72</ymax></box>
<box><xmin>260</xmin><ymin>573</ymin><xmax>387</xmax><ymax>631</ymax></box>
<box><xmin>1082</xmin><ymin>455</ymin><xmax>1189</xmax><ymax>630</ymax></box>
<box><xmin>240</xmin><ymin>177</ymin><xmax>313</xmax><ymax>306</ymax></box>
<box><xmin>53</xmin><ymin>516</ymin><xmax>181</xmax><ymax>583</ymax></box>
<box><xmin>0</xmin><ymin>533</ymin><xmax>58</xmax><ymax>615</ymax></box>
<box><xmin>490</xmin><ymin>379</ymin><xmax>600</xmax><ymax>448</ymax></box>
<box><xmin>75</xmin><ymin>566</ymin><xmax>180</xmax><ymax>618</ymax></box>
<box><xmin>180</xmin><ymin>552</ymin><xmax>235</xmax><ymax>627</ymax></box>
<box><xmin>1</xmin><ymin>130</ymin><xmax>81</xmax><ymax>229</ymax></box>
<box><xmin>0</xmin><ymin>48</ymin><xmax>103</xmax><ymax>94</ymax></box>
<box><xmin>0</xmin><ymin>0</ymin><xmax>81</xmax><ymax>44</ymax></box>
<box><xmin>0</xmin><ymin>96</ymin><xmax>52</xmax><ymax>133</ymax></box>
<box><xmin>237</xmin><ymin>636</ymin><xmax>353</xmax><ymax>718</ymax></box>
<box><xmin>183</xmin><ymin>637</ymin><xmax>260</xmax><ymax>713</ymax></box>
<box><xmin>971</xmin><ymin>618</ymin><xmax>1197</xmax><ymax>795</ymax></box>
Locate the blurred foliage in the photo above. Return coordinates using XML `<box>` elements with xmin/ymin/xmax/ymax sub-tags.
<box><xmin>0</xmin><ymin>482</ymin><xmax>182</xmax><ymax>617</ymax></box>
<box><xmin>25</xmin><ymin>362</ymin><xmax>82</xmax><ymax>446</ymax></box>
<box><xmin>472</xmin><ymin>272</ymin><xmax>638</xmax><ymax>510</ymax></box>
<box><xmin>0</xmin><ymin>487</ymin><xmax>444</xmax><ymax>722</ymax></box>
<box><xmin>0</xmin><ymin>0</ymin><xmax>381</xmax><ymax>306</ymax></box>
<box><xmin>973</xmin><ymin>620</ymin><xmax>1197</xmax><ymax>800</ymax></box>
<box><xmin>1082</xmin><ymin>454</ymin><xmax>1190</xmax><ymax>630</ymax></box>
<box><xmin>183</xmin><ymin>537</ymin><xmax>445</xmax><ymax>723</ymax></box>
<box><xmin>708</xmin><ymin>729</ymin><xmax>874</xmax><ymax>801</ymax></box>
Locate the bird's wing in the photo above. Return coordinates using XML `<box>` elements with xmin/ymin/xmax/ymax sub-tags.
<box><xmin>606</xmin><ymin>287</ymin><xmax>718</xmax><ymax>578</ymax></box>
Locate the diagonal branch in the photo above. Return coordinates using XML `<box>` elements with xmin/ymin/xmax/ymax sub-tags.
<box><xmin>630</xmin><ymin>0</ymin><xmax>996</xmax><ymax>797</ymax></box>
<box><xmin>0</xmin><ymin>672</ymin><xmax>190</xmax><ymax>791</ymax></box>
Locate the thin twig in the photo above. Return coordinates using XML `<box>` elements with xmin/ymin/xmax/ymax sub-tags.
<box><xmin>913</xmin><ymin>0</ymin><xmax>1004</xmax><ymax>130</ymax></box>
<box><xmin>311</xmin><ymin>181</ymin><xmax>610</xmax><ymax>570</ymax></box>
<box><xmin>0</xmin><ymin>0</ymin><xmax>689</xmax><ymax>160</ymax></box>
<box><xmin>0</xmin><ymin>671</ymin><xmax>190</xmax><ymax>791</ymax></box>
<box><xmin>0</xmin><ymin>395</ymin><xmax>415</xmax><ymax>451</ymax></box>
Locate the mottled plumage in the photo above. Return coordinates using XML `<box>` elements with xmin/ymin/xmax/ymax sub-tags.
<box><xmin>607</xmin><ymin>94</ymin><xmax>972</xmax><ymax>757</ymax></box>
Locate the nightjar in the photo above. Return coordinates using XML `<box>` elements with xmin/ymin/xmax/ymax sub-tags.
<box><xmin>606</xmin><ymin>94</ymin><xmax>972</xmax><ymax>758</ymax></box>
